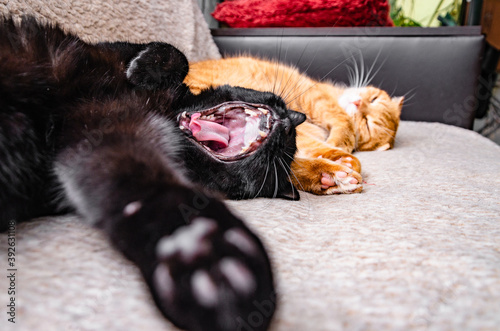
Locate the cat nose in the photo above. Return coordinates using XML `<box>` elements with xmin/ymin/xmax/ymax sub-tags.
<box><xmin>352</xmin><ymin>99</ymin><xmax>361</xmax><ymax>107</ymax></box>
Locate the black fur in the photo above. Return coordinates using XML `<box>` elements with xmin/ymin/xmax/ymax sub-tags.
<box><xmin>0</xmin><ymin>17</ymin><xmax>305</xmax><ymax>331</ymax></box>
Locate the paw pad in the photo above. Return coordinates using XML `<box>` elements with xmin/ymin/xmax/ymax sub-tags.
<box><xmin>320</xmin><ymin>170</ymin><xmax>362</xmax><ymax>193</ymax></box>
<box><xmin>224</xmin><ymin>228</ymin><xmax>258</xmax><ymax>256</ymax></box>
<box><xmin>191</xmin><ymin>269</ymin><xmax>218</xmax><ymax>307</ymax></box>
<box><xmin>123</xmin><ymin>200</ymin><xmax>142</xmax><ymax>216</ymax></box>
<box><xmin>156</xmin><ymin>217</ymin><xmax>217</xmax><ymax>263</ymax></box>
<box><xmin>220</xmin><ymin>258</ymin><xmax>256</xmax><ymax>296</ymax></box>
<box><xmin>153</xmin><ymin>264</ymin><xmax>175</xmax><ymax>302</ymax></box>
<box><xmin>151</xmin><ymin>214</ymin><xmax>273</xmax><ymax>331</ymax></box>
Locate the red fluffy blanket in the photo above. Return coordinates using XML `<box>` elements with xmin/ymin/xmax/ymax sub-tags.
<box><xmin>212</xmin><ymin>0</ymin><xmax>393</xmax><ymax>28</ymax></box>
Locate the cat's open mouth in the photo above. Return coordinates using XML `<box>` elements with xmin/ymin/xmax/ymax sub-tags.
<box><xmin>178</xmin><ymin>101</ymin><xmax>273</xmax><ymax>161</ymax></box>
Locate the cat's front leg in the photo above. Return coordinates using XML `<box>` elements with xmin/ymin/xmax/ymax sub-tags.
<box><xmin>296</xmin><ymin>121</ymin><xmax>361</xmax><ymax>173</ymax></box>
<box><xmin>54</xmin><ymin>117</ymin><xmax>275</xmax><ymax>331</ymax></box>
<box><xmin>292</xmin><ymin>123</ymin><xmax>363</xmax><ymax>194</ymax></box>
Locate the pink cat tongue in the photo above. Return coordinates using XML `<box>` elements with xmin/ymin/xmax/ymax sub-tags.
<box><xmin>189</xmin><ymin>113</ymin><xmax>230</xmax><ymax>148</ymax></box>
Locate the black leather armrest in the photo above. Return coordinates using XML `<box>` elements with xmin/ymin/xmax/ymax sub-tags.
<box><xmin>212</xmin><ymin>27</ymin><xmax>484</xmax><ymax>129</ymax></box>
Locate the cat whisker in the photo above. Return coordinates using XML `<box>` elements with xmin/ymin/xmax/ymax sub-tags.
<box><xmin>273</xmin><ymin>29</ymin><xmax>288</xmax><ymax>96</ymax></box>
<box><xmin>357</xmin><ymin>51</ymin><xmax>364</xmax><ymax>88</ymax></box>
<box><xmin>282</xmin><ymin>151</ymin><xmax>295</xmax><ymax>161</ymax></box>
<box><xmin>281</xmin><ymin>72</ymin><xmax>313</xmax><ymax>105</ymax></box>
<box><xmin>402</xmin><ymin>87</ymin><xmax>418</xmax><ymax>103</ymax></box>
<box><xmin>278</xmin><ymin>34</ymin><xmax>337</xmax><ymax>102</ymax></box>
<box><xmin>259</xmin><ymin>60</ymin><xmax>276</xmax><ymax>92</ymax></box>
<box><xmin>280</xmin><ymin>153</ymin><xmax>308</xmax><ymax>183</ymax></box>
<box><xmin>253</xmin><ymin>160</ymin><xmax>270</xmax><ymax>199</ymax></box>
<box><xmin>401</xmin><ymin>102</ymin><xmax>416</xmax><ymax>108</ymax></box>
<box><xmin>275</xmin><ymin>62</ymin><xmax>297</xmax><ymax>102</ymax></box>
<box><xmin>286</xmin><ymin>56</ymin><xmax>353</xmax><ymax>106</ymax></box>
<box><xmin>275</xmin><ymin>63</ymin><xmax>290</xmax><ymax>99</ymax></box>
<box><xmin>347</xmin><ymin>49</ymin><xmax>365</xmax><ymax>89</ymax></box>
<box><xmin>277</xmin><ymin>157</ymin><xmax>295</xmax><ymax>198</ymax></box>
<box><xmin>389</xmin><ymin>83</ymin><xmax>399</xmax><ymax>98</ymax></box>
<box><xmin>362</xmin><ymin>50</ymin><xmax>386</xmax><ymax>87</ymax></box>
<box><xmin>278</xmin><ymin>61</ymin><xmax>311</xmax><ymax>105</ymax></box>
<box><xmin>279</xmin><ymin>156</ymin><xmax>306</xmax><ymax>194</ymax></box>
<box><xmin>346</xmin><ymin>66</ymin><xmax>356</xmax><ymax>88</ymax></box>
<box><xmin>346</xmin><ymin>49</ymin><xmax>386</xmax><ymax>89</ymax></box>
<box><xmin>280</xmin><ymin>76</ymin><xmax>302</xmax><ymax>100</ymax></box>
<box><xmin>276</xmin><ymin>22</ymin><xmax>342</xmax><ymax>92</ymax></box>
<box><xmin>272</xmin><ymin>161</ymin><xmax>279</xmax><ymax>199</ymax></box>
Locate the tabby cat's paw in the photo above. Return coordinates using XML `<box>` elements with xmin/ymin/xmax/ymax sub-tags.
<box><xmin>126</xmin><ymin>42</ymin><xmax>188</xmax><ymax>90</ymax></box>
<box><xmin>151</xmin><ymin>215</ymin><xmax>275</xmax><ymax>331</ymax></box>
<box><xmin>291</xmin><ymin>158</ymin><xmax>363</xmax><ymax>195</ymax></box>
<box><xmin>320</xmin><ymin>167</ymin><xmax>363</xmax><ymax>194</ymax></box>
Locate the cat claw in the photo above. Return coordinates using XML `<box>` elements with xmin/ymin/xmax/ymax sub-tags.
<box><xmin>151</xmin><ymin>217</ymin><xmax>274</xmax><ymax>331</ymax></box>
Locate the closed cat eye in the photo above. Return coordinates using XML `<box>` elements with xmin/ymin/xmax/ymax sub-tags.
<box><xmin>370</xmin><ymin>96</ymin><xmax>379</xmax><ymax>103</ymax></box>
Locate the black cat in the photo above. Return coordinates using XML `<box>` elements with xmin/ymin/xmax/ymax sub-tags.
<box><xmin>0</xmin><ymin>17</ymin><xmax>305</xmax><ymax>331</ymax></box>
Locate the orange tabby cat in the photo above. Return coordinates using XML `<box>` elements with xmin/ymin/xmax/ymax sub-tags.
<box><xmin>185</xmin><ymin>56</ymin><xmax>404</xmax><ymax>195</ymax></box>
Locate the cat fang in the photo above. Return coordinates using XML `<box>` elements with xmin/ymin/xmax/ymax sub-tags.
<box><xmin>178</xmin><ymin>101</ymin><xmax>274</xmax><ymax>161</ymax></box>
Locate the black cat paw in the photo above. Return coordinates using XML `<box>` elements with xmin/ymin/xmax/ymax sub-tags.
<box><xmin>116</xmin><ymin>194</ymin><xmax>276</xmax><ymax>331</ymax></box>
<box><xmin>151</xmin><ymin>215</ymin><xmax>275</xmax><ymax>331</ymax></box>
<box><xmin>126</xmin><ymin>42</ymin><xmax>188</xmax><ymax>90</ymax></box>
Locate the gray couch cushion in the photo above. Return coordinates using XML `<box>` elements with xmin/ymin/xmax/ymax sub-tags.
<box><xmin>3</xmin><ymin>121</ymin><xmax>499</xmax><ymax>330</ymax></box>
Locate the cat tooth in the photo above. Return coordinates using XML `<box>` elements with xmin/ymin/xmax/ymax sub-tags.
<box><xmin>179</xmin><ymin>125</ymin><xmax>186</xmax><ymax>130</ymax></box>
<box><xmin>258</xmin><ymin>107</ymin><xmax>268</xmax><ymax>115</ymax></box>
<box><xmin>182</xmin><ymin>111</ymin><xmax>187</xmax><ymax>118</ymax></box>
<box><xmin>241</xmin><ymin>146</ymin><xmax>249</xmax><ymax>153</ymax></box>
<box><xmin>259</xmin><ymin>130</ymin><xmax>267</xmax><ymax>138</ymax></box>
<box><xmin>244</xmin><ymin>109</ymin><xmax>259</xmax><ymax>117</ymax></box>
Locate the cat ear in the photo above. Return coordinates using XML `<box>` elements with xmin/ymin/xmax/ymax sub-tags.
<box><xmin>391</xmin><ymin>96</ymin><xmax>404</xmax><ymax>117</ymax></box>
<box><xmin>277</xmin><ymin>184</ymin><xmax>301</xmax><ymax>201</ymax></box>
<box><xmin>289</xmin><ymin>110</ymin><xmax>306</xmax><ymax>127</ymax></box>
<box><xmin>392</xmin><ymin>96</ymin><xmax>405</xmax><ymax>108</ymax></box>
